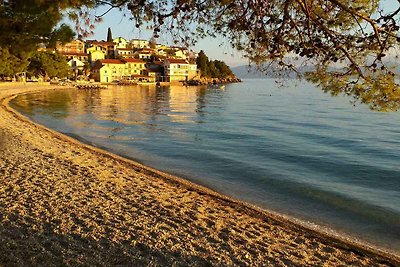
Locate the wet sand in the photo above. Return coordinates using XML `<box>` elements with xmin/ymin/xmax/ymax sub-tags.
<box><xmin>0</xmin><ymin>83</ymin><xmax>399</xmax><ymax>266</ymax></box>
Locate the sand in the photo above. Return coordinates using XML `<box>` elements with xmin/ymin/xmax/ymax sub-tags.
<box><xmin>0</xmin><ymin>83</ymin><xmax>399</xmax><ymax>266</ymax></box>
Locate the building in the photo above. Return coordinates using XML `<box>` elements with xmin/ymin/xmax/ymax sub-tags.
<box><xmin>116</xmin><ymin>48</ymin><xmax>134</xmax><ymax>58</ymax></box>
<box><xmin>163</xmin><ymin>59</ymin><xmax>198</xmax><ymax>81</ymax></box>
<box><xmin>146</xmin><ymin>61</ymin><xmax>165</xmax><ymax>82</ymax></box>
<box><xmin>60</xmin><ymin>52</ymin><xmax>88</xmax><ymax>63</ymax></box>
<box><xmin>56</xmin><ymin>39</ymin><xmax>85</xmax><ymax>54</ymax></box>
<box><xmin>123</xmin><ymin>58</ymin><xmax>146</xmax><ymax>76</ymax></box>
<box><xmin>129</xmin><ymin>39</ymin><xmax>150</xmax><ymax>49</ymax></box>
<box><xmin>89</xmin><ymin>50</ymin><xmax>106</xmax><ymax>64</ymax></box>
<box><xmin>188</xmin><ymin>63</ymin><xmax>198</xmax><ymax>79</ymax></box>
<box><xmin>86</xmin><ymin>41</ymin><xmax>115</xmax><ymax>58</ymax></box>
<box><xmin>113</xmin><ymin>37</ymin><xmax>128</xmax><ymax>49</ymax></box>
<box><xmin>134</xmin><ymin>50</ymin><xmax>153</xmax><ymax>60</ymax></box>
<box><xmin>164</xmin><ymin>59</ymin><xmax>190</xmax><ymax>81</ymax></box>
<box><xmin>91</xmin><ymin>59</ymin><xmax>124</xmax><ymax>83</ymax></box>
<box><xmin>91</xmin><ymin>58</ymin><xmax>147</xmax><ymax>83</ymax></box>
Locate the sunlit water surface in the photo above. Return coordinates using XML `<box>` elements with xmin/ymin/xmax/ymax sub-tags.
<box><xmin>11</xmin><ymin>79</ymin><xmax>400</xmax><ymax>254</ymax></box>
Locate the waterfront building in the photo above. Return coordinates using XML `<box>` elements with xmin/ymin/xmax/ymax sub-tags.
<box><xmin>164</xmin><ymin>59</ymin><xmax>190</xmax><ymax>81</ymax></box>
<box><xmin>53</xmin><ymin>35</ymin><xmax>202</xmax><ymax>83</ymax></box>
<box><xmin>91</xmin><ymin>59</ymin><xmax>124</xmax><ymax>83</ymax></box>
<box><xmin>91</xmin><ymin>58</ymin><xmax>147</xmax><ymax>83</ymax></box>
<box><xmin>123</xmin><ymin>58</ymin><xmax>147</xmax><ymax>76</ymax></box>
<box><xmin>145</xmin><ymin>61</ymin><xmax>165</xmax><ymax>82</ymax></box>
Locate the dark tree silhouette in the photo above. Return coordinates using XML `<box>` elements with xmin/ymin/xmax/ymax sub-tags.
<box><xmin>107</xmin><ymin>27</ymin><xmax>113</xmax><ymax>42</ymax></box>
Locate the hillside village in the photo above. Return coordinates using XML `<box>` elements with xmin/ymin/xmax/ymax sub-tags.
<box><xmin>49</xmin><ymin>30</ymin><xmax>200</xmax><ymax>84</ymax></box>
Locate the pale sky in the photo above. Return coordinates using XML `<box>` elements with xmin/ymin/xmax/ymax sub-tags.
<box><xmin>66</xmin><ymin>0</ymin><xmax>399</xmax><ymax>68</ymax></box>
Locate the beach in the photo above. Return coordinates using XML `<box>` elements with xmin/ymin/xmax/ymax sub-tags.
<box><xmin>0</xmin><ymin>84</ymin><xmax>399</xmax><ymax>266</ymax></box>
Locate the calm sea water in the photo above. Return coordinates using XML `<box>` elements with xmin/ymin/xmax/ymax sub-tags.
<box><xmin>11</xmin><ymin>79</ymin><xmax>400</xmax><ymax>253</ymax></box>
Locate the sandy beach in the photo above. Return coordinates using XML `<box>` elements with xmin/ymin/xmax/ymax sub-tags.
<box><xmin>0</xmin><ymin>83</ymin><xmax>399</xmax><ymax>266</ymax></box>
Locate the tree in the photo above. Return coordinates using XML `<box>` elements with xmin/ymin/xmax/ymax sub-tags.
<box><xmin>107</xmin><ymin>27</ymin><xmax>113</xmax><ymax>42</ymax></box>
<box><xmin>196</xmin><ymin>50</ymin><xmax>210</xmax><ymax>77</ymax></box>
<box><xmin>196</xmin><ymin>50</ymin><xmax>234</xmax><ymax>78</ymax></box>
<box><xmin>0</xmin><ymin>0</ymin><xmax>76</xmax><ymax>76</ymax></box>
<box><xmin>0</xmin><ymin>47</ymin><xmax>30</xmax><ymax>77</ymax></box>
<box><xmin>28</xmin><ymin>51</ymin><xmax>69</xmax><ymax>79</ymax></box>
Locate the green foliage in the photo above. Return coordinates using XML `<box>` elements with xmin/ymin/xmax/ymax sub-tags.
<box><xmin>307</xmin><ymin>67</ymin><xmax>400</xmax><ymax>112</ymax></box>
<box><xmin>28</xmin><ymin>51</ymin><xmax>69</xmax><ymax>78</ymax></box>
<box><xmin>0</xmin><ymin>1</ymin><xmax>76</xmax><ymax>51</ymax></box>
<box><xmin>0</xmin><ymin>47</ymin><xmax>30</xmax><ymax>76</ymax></box>
<box><xmin>0</xmin><ymin>0</ymin><xmax>76</xmax><ymax>76</ymax></box>
<box><xmin>196</xmin><ymin>50</ymin><xmax>234</xmax><ymax>79</ymax></box>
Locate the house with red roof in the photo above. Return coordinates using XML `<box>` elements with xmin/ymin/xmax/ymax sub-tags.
<box><xmin>86</xmin><ymin>41</ymin><xmax>116</xmax><ymax>58</ymax></box>
<box><xmin>91</xmin><ymin>59</ymin><xmax>147</xmax><ymax>83</ymax></box>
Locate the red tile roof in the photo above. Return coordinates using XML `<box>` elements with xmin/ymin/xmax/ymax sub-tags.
<box><xmin>123</xmin><ymin>58</ymin><xmax>145</xmax><ymax>63</ymax></box>
<box><xmin>166</xmin><ymin>59</ymin><xmax>189</xmax><ymax>64</ymax></box>
<box><xmin>89</xmin><ymin>41</ymin><xmax>115</xmax><ymax>46</ymax></box>
<box><xmin>137</xmin><ymin>51</ymin><xmax>152</xmax><ymax>54</ymax></box>
<box><xmin>101</xmin><ymin>59</ymin><xmax>124</xmax><ymax>64</ymax></box>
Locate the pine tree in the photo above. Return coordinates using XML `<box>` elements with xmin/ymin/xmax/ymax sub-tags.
<box><xmin>107</xmin><ymin>27</ymin><xmax>113</xmax><ymax>42</ymax></box>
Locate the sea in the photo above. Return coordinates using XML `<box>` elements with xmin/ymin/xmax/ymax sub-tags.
<box><xmin>10</xmin><ymin>79</ymin><xmax>400</xmax><ymax>254</ymax></box>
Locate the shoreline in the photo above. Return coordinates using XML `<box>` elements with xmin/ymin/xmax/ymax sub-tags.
<box><xmin>1</xmin><ymin>84</ymin><xmax>399</xmax><ymax>266</ymax></box>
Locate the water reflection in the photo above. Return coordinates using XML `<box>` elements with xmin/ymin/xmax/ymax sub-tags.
<box><xmin>62</xmin><ymin>85</ymin><xmax>227</xmax><ymax>127</ymax></box>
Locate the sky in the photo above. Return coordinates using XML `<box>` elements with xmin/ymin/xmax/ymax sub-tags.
<box><xmin>64</xmin><ymin>0</ymin><xmax>399</xmax><ymax>68</ymax></box>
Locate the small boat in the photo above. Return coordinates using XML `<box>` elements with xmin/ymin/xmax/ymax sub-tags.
<box><xmin>208</xmin><ymin>84</ymin><xmax>225</xmax><ymax>89</ymax></box>
<box><xmin>75</xmin><ymin>84</ymin><xmax>107</xmax><ymax>90</ymax></box>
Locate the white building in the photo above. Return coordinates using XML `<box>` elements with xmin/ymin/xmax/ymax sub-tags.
<box><xmin>130</xmin><ymin>39</ymin><xmax>150</xmax><ymax>49</ymax></box>
<box><xmin>116</xmin><ymin>48</ymin><xmax>134</xmax><ymax>58</ymax></box>
<box><xmin>113</xmin><ymin>37</ymin><xmax>128</xmax><ymax>49</ymax></box>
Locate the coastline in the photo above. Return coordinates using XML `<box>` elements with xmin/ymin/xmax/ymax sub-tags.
<box><xmin>0</xmin><ymin>84</ymin><xmax>399</xmax><ymax>266</ymax></box>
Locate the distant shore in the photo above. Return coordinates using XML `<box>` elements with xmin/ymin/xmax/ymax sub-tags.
<box><xmin>0</xmin><ymin>83</ymin><xmax>399</xmax><ymax>266</ymax></box>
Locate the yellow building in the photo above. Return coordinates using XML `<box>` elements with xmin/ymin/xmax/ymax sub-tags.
<box><xmin>86</xmin><ymin>41</ymin><xmax>115</xmax><ymax>58</ymax></box>
<box><xmin>123</xmin><ymin>58</ymin><xmax>146</xmax><ymax>76</ymax></box>
<box><xmin>89</xmin><ymin>50</ymin><xmax>106</xmax><ymax>63</ymax></box>
<box><xmin>113</xmin><ymin>37</ymin><xmax>128</xmax><ymax>49</ymax></box>
<box><xmin>91</xmin><ymin>59</ymin><xmax>147</xmax><ymax>83</ymax></box>
<box><xmin>56</xmin><ymin>39</ymin><xmax>85</xmax><ymax>54</ymax></box>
